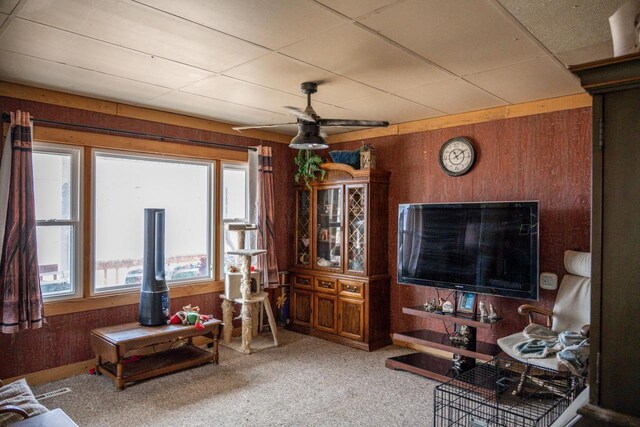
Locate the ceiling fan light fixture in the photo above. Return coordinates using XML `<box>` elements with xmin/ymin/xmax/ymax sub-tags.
<box><xmin>289</xmin><ymin>132</ymin><xmax>328</xmax><ymax>150</ymax></box>
<box><xmin>289</xmin><ymin>122</ymin><xmax>328</xmax><ymax>150</ymax></box>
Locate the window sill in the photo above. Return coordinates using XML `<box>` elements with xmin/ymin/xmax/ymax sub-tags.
<box><xmin>44</xmin><ymin>280</ymin><xmax>224</xmax><ymax>316</ymax></box>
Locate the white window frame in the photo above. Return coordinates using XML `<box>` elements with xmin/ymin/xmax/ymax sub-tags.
<box><xmin>221</xmin><ymin>162</ymin><xmax>250</xmax><ymax>279</ymax></box>
<box><xmin>33</xmin><ymin>142</ymin><xmax>83</xmax><ymax>301</ymax></box>
<box><xmin>91</xmin><ymin>149</ymin><xmax>215</xmax><ymax>295</ymax></box>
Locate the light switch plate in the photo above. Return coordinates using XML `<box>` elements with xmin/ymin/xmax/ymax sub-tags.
<box><xmin>540</xmin><ymin>272</ymin><xmax>558</xmax><ymax>290</ymax></box>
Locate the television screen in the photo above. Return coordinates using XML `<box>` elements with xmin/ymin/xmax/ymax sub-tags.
<box><xmin>397</xmin><ymin>201</ymin><xmax>539</xmax><ymax>300</ymax></box>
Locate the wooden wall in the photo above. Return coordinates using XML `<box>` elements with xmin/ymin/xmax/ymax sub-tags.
<box><xmin>0</xmin><ymin>96</ymin><xmax>296</xmax><ymax>379</ymax></box>
<box><xmin>329</xmin><ymin>107</ymin><xmax>592</xmax><ymax>343</ymax></box>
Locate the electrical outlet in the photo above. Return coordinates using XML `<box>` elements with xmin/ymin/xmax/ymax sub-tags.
<box><xmin>540</xmin><ymin>272</ymin><xmax>558</xmax><ymax>290</ymax></box>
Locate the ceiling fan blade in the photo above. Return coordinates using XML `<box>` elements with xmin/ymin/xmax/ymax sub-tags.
<box><xmin>319</xmin><ymin>119</ymin><xmax>389</xmax><ymax>127</ymax></box>
<box><xmin>232</xmin><ymin>122</ymin><xmax>297</xmax><ymax>131</ymax></box>
<box><xmin>284</xmin><ymin>106</ymin><xmax>316</xmax><ymax>122</ymax></box>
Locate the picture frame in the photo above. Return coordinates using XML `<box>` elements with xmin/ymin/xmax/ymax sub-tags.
<box><xmin>457</xmin><ymin>292</ymin><xmax>477</xmax><ymax>314</ymax></box>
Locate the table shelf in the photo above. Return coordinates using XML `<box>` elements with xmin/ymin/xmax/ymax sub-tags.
<box><xmin>402</xmin><ymin>306</ymin><xmax>500</xmax><ymax>329</ymax></box>
<box><xmin>393</xmin><ymin>330</ymin><xmax>500</xmax><ymax>361</ymax></box>
<box><xmin>387</xmin><ymin>305</ymin><xmax>502</xmax><ymax>382</ymax></box>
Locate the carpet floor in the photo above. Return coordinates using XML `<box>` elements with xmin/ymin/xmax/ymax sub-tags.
<box><xmin>32</xmin><ymin>330</ymin><xmax>437</xmax><ymax>426</ymax></box>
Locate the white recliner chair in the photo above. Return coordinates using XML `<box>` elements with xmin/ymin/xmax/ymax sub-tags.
<box><xmin>497</xmin><ymin>250</ymin><xmax>591</xmax><ymax>372</ymax></box>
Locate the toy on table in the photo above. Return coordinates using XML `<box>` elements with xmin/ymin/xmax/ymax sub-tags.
<box><xmin>168</xmin><ymin>304</ymin><xmax>210</xmax><ymax>330</ymax></box>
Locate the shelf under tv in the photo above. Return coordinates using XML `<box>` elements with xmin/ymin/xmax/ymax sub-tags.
<box><xmin>387</xmin><ymin>307</ymin><xmax>502</xmax><ymax>382</ymax></box>
<box><xmin>392</xmin><ymin>330</ymin><xmax>500</xmax><ymax>361</ymax></box>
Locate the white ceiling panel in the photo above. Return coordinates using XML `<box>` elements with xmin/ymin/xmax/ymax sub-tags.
<box><xmin>134</xmin><ymin>0</ymin><xmax>347</xmax><ymax>50</ymax></box>
<box><xmin>280</xmin><ymin>23</ymin><xmax>452</xmax><ymax>92</ymax></box>
<box><xmin>0</xmin><ymin>19</ymin><xmax>213</xmax><ymax>89</ymax></box>
<box><xmin>181</xmin><ymin>75</ymin><xmax>306</xmax><ymax>114</ymax></box>
<box><xmin>0</xmin><ymin>0</ymin><xmax>19</xmax><ymax>14</ymax></box>
<box><xmin>0</xmin><ymin>50</ymin><xmax>170</xmax><ymax>104</ymax></box>
<box><xmin>146</xmin><ymin>91</ymin><xmax>289</xmax><ymax>126</ymax></box>
<box><xmin>17</xmin><ymin>0</ymin><xmax>269</xmax><ymax>72</ymax></box>
<box><xmin>497</xmin><ymin>0</ymin><xmax>625</xmax><ymax>54</ymax></box>
<box><xmin>358</xmin><ymin>0</ymin><xmax>547</xmax><ymax>76</ymax></box>
<box><xmin>339</xmin><ymin>92</ymin><xmax>443</xmax><ymax>123</ymax></box>
<box><xmin>223</xmin><ymin>53</ymin><xmax>332</xmax><ymax>97</ymax></box>
<box><xmin>464</xmin><ymin>56</ymin><xmax>583</xmax><ymax>104</ymax></box>
<box><xmin>224</xmin><ymin>53</ymin><xmax>384</xmax><ymax>104</ymax></box>
<box><xmin>396</xmin><ymin>78</ymin><xmax>507</xmax><ymax>114</ymax></box>
<box><xmin>0</xmin><ymin>12</ymin><xmax>8</xmax><ymax>27</ymax></box>
<box><xmin>316</xmin><ymin>0</ymin><xmax>399</xmax><ymax>19</ymax></box>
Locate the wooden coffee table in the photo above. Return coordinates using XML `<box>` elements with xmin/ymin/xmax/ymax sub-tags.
<box><xmin>90</xmin><ymin>319</ymin><xmax>221</xmax><ymax>390</ymax></box>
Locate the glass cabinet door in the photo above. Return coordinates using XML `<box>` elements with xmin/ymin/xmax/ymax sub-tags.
<box><xmin>315</xmin><ymin>187</ymin><xmax>343</xmax><ymax>270</ymax></box>
<box><xmin>296</xmin><ymin>189</ymin><xmax>312</xmax><ymax>267</ymax></box>
<box><xmin>346</xmin><ymin>185</ymin><xmax>366</xmax><ymax>274</ymax></box>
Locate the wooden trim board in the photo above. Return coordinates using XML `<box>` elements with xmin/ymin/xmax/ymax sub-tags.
<box><xmin>0</xmin><ymin>81</ymin><xmax>291</xmax><ymax>144</ymax></box>
<box><xmin>4</xmin><ymin>359</ymin><xmax>95</xmax><ymax>387</ymax></box>
<box><xmin>326</xmin><ymin>93</ymin><xmax>592</xmax><ymax>144</ymax></box>
<box><xmin>35</xmin><ymin>126</ymin><xmax>248</xmax><ymax>162</ymax></box>
<box><xmin>45</xmin><ymin>281</ymin><xmax>224</xmax><ymax>316</ymax></box>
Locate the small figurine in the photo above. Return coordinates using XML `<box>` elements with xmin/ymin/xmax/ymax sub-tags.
<box><xmin>478</xmin><ymin>301</ymin><xmax>488</xmax><ymax>318</ymax></box>
<box><xmin>450</xmin><ymin>324</ymin><xmax>471</xmax><ymax>345</ymax></box>
<box><xmin>441</xmin><ymin>299</ymin><xmax>454</xmax><ymax>314</ymax></box>
<box><xmin>488</xmin><ymin>303</ymin><xmax>499</xmax><ymax>321</ymax></box>
<box><xmin>424</xmin><ymin>298</ymin><xmax>436</xmax><ymax>312</ymax></box>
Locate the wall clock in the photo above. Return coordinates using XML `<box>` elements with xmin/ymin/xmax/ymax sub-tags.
<box><xmin>438</xmin><ymin>137</ymin><xmax>476</xmax><ymax>176</ymax></box>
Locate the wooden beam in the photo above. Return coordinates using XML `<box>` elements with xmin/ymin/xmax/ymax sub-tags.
<box><xmin>326</xmin><ymin>93</ymin><xmax>592</xmax><ymax>144</ymax></box>
<box><xmin>45</xmin><ymin>281</ymin><xmax>225</xmax><ymax>316</ymax></box>
<box><xmin>34</xmin><ymin>126</ymin><xmax>248</xmax><ymax>162</ymax></box>
<box><xmin>0</xmin><ymin>81</ymin><xmax>117</xmax><ymax>115</ymax></box>
<box><xmin>0</xmin><ymin>81</ymin><xmax>291</xmax><ymax>144</ymax></box>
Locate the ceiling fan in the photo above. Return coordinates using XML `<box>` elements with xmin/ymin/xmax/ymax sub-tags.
<box><xmin>232</xmin><ymin>82</ymin><xmax>389</xmax><ymax>149</ymax></box>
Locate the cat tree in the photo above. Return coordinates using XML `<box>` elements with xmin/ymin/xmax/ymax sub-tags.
<box><xmin>220</xmin><ymin>223</ymin><xmax>279</xmax><ymax>353</ymax></box>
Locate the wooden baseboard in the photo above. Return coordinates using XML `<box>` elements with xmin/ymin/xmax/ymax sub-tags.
<box><xmin>3</xmin><ymin>359</ymin><xmax>95</xmax><ymax>387</ymax></box>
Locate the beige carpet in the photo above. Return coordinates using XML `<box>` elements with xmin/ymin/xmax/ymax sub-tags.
<box><xmin>32</xmin><ymin>330</ymin><xmax>437</xmax><ymax>426</ymax></box>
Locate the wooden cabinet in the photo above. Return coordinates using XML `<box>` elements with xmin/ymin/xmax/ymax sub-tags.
<box><xmin>291</xmin><ymin>288</ymin><xmax>312</xmax><ymax>327</ymax></box>
<box><xmin>571</xmin><ymin>54</ymin><xmax>640</xmax><ymax>425</ymax></box>
<box><xmin>314</xmin><ymin>293</ymin><xmax>337</xmax><ymax>334</ymax></box>
<box><xmin>288</xmin><ymin>163</ymin><xmax>391</xmax><ymax>351</ymax></box>
<box><xmin>338</xmin><ymin>297</ymin><xmax>364</xmax><ymax>341</ymax></box>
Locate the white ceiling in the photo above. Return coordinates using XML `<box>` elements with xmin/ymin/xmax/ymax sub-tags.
<box><xmin>0</xmin><ymin>0</ymin><xmax>624</xmax><ymax>136</ymax></box>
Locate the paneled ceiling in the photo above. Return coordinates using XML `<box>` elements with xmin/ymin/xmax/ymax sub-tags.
<box><xmin>0</xmin><ymin>0</ymin><xmax>625</xmax><ymax>136</ymax></box>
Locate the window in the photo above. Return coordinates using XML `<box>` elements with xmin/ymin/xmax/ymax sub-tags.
<box><xmin>32</xmin><ymin>144</ymin><xmax>82</xmax><ymax>299</ymax></box>
<box><xmin>221</xmin><ymin>163</ymin><xmax>249</xmax><ymax>273</ymax></box>
<box><xmin>93</xmin><ymin>151</ymin><xmax>213</xmax><ymax>293</ymax></box>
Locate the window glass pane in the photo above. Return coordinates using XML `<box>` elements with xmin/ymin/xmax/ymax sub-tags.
<box><xmin>33</xmin><ymin>152</ymin><xmax>72</xmax><ymax>220</ymax></box>
<box><xmin>94</xmin><ymin>154</ymin><xmax>211</xmax><ymax>291</ymax></box>
<box><xmin>223</xmin><ymin>167</ymin><xmax>247</xmax><ymax>220</ymax></box>
<box><xmin>37</xmin><ymin>225</ymin><xmax>73</xmax><ymax>296</ymax></box>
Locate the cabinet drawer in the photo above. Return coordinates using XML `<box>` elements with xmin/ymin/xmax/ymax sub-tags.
<box><xmin>314</xmin><ymin>276</ymin><xmax>337</xmax><ymax>293</ymax></box>
<box><xmin>338</xmin><ymin>279</ymin><xmax>365</xmax><ymax>298</ymax></box>
<box><xmin>293</xmin><ymin>274</ymin><xmax>313</xmax><ymax>289</ymax></box>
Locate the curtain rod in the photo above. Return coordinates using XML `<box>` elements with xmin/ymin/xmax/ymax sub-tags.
<box><xmin>1</xmin><ymin>112</ymin><xmax>258</xmax><ymax>152</ymax></box>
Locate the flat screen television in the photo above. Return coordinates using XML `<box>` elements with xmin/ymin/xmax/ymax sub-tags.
<box><xmin>397</xmin><ymin>201</ymin><xmax>539</xmax><ymax>300</ymax></box>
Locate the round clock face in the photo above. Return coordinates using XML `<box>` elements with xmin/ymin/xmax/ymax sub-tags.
<box><xmin>438</xmin><ymin>137</ymin><xmax>475</xmax><ymax>176</ymax></box>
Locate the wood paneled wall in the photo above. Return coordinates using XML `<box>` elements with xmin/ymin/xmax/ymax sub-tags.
<box><xmin>329</xmin><ymin>108</ymin><xmax>592</xmax><ymax>343</ymax></box>
<box><xmin>0</xmin><ymin>96</ymin><xmax>296</xmax><ymax>379</ymax></box>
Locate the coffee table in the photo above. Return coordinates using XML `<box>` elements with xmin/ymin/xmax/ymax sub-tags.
<box><xmin>90</xmin><ymin>319</ymin><xmax>221</xmax><ymax>390</ymax></box>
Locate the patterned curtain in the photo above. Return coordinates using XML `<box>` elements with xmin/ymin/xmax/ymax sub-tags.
<box><xmin>0</xmin><ymin>111</ymin><xmax>44</xmax><ymax>333</ymax></box>
<box><xmin>255</xmin><ymin>146</ymin><xmax>279</xmax><ymax>288</ymax></box>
